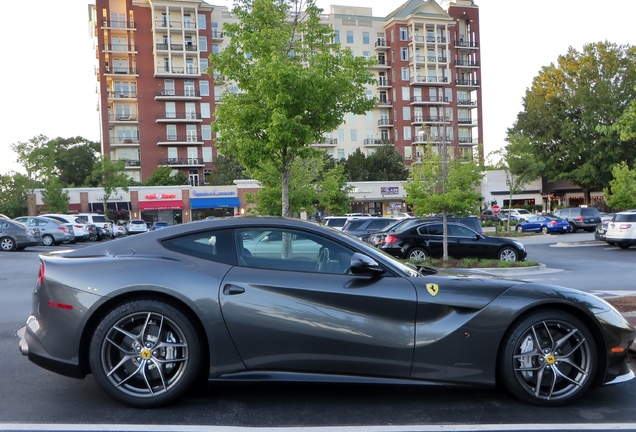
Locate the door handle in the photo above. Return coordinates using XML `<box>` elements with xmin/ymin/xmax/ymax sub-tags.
<box><xmin>223</xmin><ymin>284</ymin><xmax>245</xmax><ymax>295</ymax></box>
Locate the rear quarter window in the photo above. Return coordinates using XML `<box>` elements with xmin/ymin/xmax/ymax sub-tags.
<box><xmin>615</xmin><ymin>214</ymin><xmax>636</xmax><ymax>222</ymax></box>
<box><xmin>581</xmin><ymin>208</ymin><xmax>600</xmax><ymax>216</ymax></box>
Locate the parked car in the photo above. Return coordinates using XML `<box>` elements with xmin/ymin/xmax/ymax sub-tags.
<box><xmin>113</xmin><ymin>222</ymin><xmax>127</xmax><ymax>237</ymax></box>
<box><xmin>77</xmin><ymin>213</ymin><xmax>114</xmax><ymax>238</ymax></box>
<box><xmin>149</xmin><ymin>221</ymin><xmax>171</xmax><ymax>231</ymax></box>
<box><xmin>514</xmin><ymin>215</ymin><xmax>570</xmax><ymax>234</ymax></box>
<box><xmin>17</xmin><ymin>217</ymin><xmax>634</xmax><ymax>408</ymax></box>
<box><xmin>0</xmin><ymin>219</ymin><xmax>41</xmax><ymax>251</ymax></box>
<box><xmin>553</xmin><ymin>207</ymin><xmax>601</xmax><ymax>232</ymax></box>
<box><xmin>420</xmin><ymin>216</ymin><xmax>484</xmax><ymax>235</ymax></box>
<box><xmin>40</xmin><ymin>214</ymin><xmax>97</xmax><ymax>241</ymax></box>
<box><xmin>126</xmin><ymin>219</ymin><xmax>148</xmax><ymax>234</ymax></box>
<box><xmin>14</xmin><ymin>216</ymin><xmax>75</xmax><ymax>245</ymax></box>
<box><xmin>323</xmin><ymin>216</ymin><xmax>358</xmax><ymax>231</ymax></box>
<box><xmin>381</xmin><ymin>222</ymin><xmax>527</xmax><ymax>262</ymax></box>
<box><xmin>600</xmin><ymin>212</ymin><xmax>616</xmax><ymax>223</ymax></box>
<box><xmin>595</xmin><ymin>222</ymin><xmax>612</xmax><ymax>245</ymax></box>
<box><xmin>341</xmin><ymin>217</ymin><xmax>395</xmax><ymax>242</ymax></box>
<box><xmin>480</xmin><ymin>209</ymin><xmax>504</xmax><ymax>224</ymax></box>
<box><xmin>605</xmin><ymin>210</ymin><xmax>636</xmax><ymax>249</ymax></box>
<box><xmin>504</xmin><ymin>209</ymin><xmax>533</xmax><ymax>222</ymax></box>
<box><xmin>391</xmin><ymin>212</ymin><xmax>414</xmax><ymax>219</ymax></box>
<box><xmin>366</xmin><ymin>218</ymin><xmax>424</xmax><ymax>247</ymax></box>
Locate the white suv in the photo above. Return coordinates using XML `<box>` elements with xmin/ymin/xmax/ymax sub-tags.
<box><xmin>605</xmin><ymin>210</ymin><xmax>636</xmax><ymax>249</ymax></box>
<box><xmin>77</xmin><ymin>213</ymin><xmax>114</xmax><ymax>238</ymax></box>
<box><xmin>41</xmin><ymin>214</ymin><xmax>97</xmax><ymax>241</ymax></box>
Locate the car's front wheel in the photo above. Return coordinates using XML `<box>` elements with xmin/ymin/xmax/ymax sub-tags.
<box><xmin>407</xmin><ymin>247</ymin><xmax>427</xmax><ymax>261</ymax></box>
<box><xmin>498</xmin><ymin>247</ymin><xmax>519</xmax><ymax>261</ymax></box>
<box><xmin>0</xmin><ymin>237</ymin><xmax>16</xmax><ymax>251</ymax></box>
<box><xmin>41</xmin><ymin>234</ymin><xmax>55</xmax><ymax>246</ymax></box>
<box><xmin>89</xmin><ymin>299</ymin><xmax>202</xmax><ymax>408</ymax></box>
<box><xmin>516</xmin><ymin>226</ymin><xmax>524</xmax><ymax>233</ymax></box>
<box><xmin>541</xmin><ymin>226</ymin><xmax>549</xmax><ymax>235</ymax></box>
<box><xmin>498</xmin><ymin>309</ymin><xmax>596</xmax><ymax>406</ymax></box>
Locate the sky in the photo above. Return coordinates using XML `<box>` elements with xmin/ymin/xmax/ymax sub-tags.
<box><xmin>1</xmin><ymin>0</ymin><xmax>635</xmax><ymax>175</ymax></box>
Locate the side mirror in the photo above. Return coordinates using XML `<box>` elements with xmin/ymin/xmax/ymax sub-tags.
<box><xmin>350</xmin><ymin>253</ymin><xmax>386</xmax><ymax>276</ymax></box>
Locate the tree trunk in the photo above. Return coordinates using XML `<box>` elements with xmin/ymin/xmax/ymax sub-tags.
<box><xmin>442</xmin><ymin>211</ymin><xmax>448</xmax><ymax>261</ymax></box>
<box><xmin>281</xmin><ymin>167</ymin><xmax>290</xmax><ymax>218</ymax></box>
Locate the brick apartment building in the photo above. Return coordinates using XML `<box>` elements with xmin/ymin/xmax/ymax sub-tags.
<box><xmin>89</xmin><ymin>0</ymin><xmax>482</xmax><ymax>185</ymax></box>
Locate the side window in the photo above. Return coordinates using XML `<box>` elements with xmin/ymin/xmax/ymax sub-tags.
<box><xmin>162</xmin><ymin>229</ymin><xmax>236</xmax><ymax>265</ymax></box>
<box><xmin>236</xmin><ymin>227</ymin><xmax>354</xmax><ymax>274</ymax></box>
<box><xmin>425</xmin><ymin>224</ymin><xmax>443</xmax><ymax>236</ymax></box>
<box><xmin>448</xmin><ymin>225</ymin><xmax>474</xmax><ymax>237</ymax></box>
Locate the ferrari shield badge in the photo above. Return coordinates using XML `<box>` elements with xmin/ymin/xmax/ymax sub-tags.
<box><xmin>426</xmin><ymin>283</ymin><xmax>439</xmax><ymax>296</ymax></box>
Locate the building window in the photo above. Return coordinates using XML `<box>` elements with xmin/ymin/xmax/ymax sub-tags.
<box><xmin>400</xmin><ymin>47</ymin><xmax>408</xmax><ymax>61</ymax></box>
<box><xmin>365</xmin><ymin>89</ymin><xmax>373</xmax><ymax>100</ymax></box>
<box><xmin>402</xmin><ymin>107</ymin><xmax>411</xmax><ymax>121</ymax></box>
<box><xmin>350</xmin><ymin>129</ymin><xmax>358</xmax><ymax>142</ymax></box>
<box><xmin>200</xmin><ymin>81</ymin><xmax>209</xmax><ymax>96</ymax></box>
<box><xmin>201</xmin><ymin>103</ymin><xmax>211</xmax><ymax>118</ymax></box>
<box><xmin>186</xmin><ymin>125</ymin><xmax>197</xmax><ymax>142</ymax></box>
<box><xmin>199</xmin><ymin>36</ymin><xmax>208</xmax><ymax>52</ymax></box>
<box><xmin>346</xmin><ymin>30</ymin><xmax>354</xmax><ymax>44</ymax></box>
<box><xmin>404</xmin><ymin>146</ymin><xmax>412</xmax><ymax>160</ymax></box>
<box><xmin>337</xmin><ymin>129</ymin><xmax>345</xmax><ymax>143</ymax></box>
<box><xmin>401</xmin><ymin>87</ymin><xmax>409</xmax><ymax>101</ymax></box>
<box><xmin>184</xmin><ymin>80</ymin><xmax>195</xmax><ymax>97</ymax></box>
<box><xmin>202</xmin><ymin>147</ymin><xmax>213</xmax><ymax>163</ymax></box>
<box><xmin>403</xmin><ymin>126</ymin><xmax>412</xmax><ymax>141</ymax></box>
<box><xmin>200</xmin><ymin>58</ymin><xmax>208</xmax><ymax>74</ymax></box>
<box><xmin>197</xmin><ymin>14</ymin><xmax>206</xmax><ymax>30</ymax></box>
<box><xmin>211</xmin><ymin>22</ymin><xmax>220</xmax><ymax>38</ymax></box>
<box><xmin>401</xmin><ymin>67</ymin><xmax>409</xmax><ymax>81</ymax></box>
<box><xmin>363</xmin><ymin>50</ymin><xmax>371</xmax><ymax>60</ymax></box>
<box><xmin>334</xmin><ymin>30</ymin><xmax>340</xmax><ymax>43</ymax></box>
<box><xmin>212</xmin><ymin>44</ymin><xmax>219</xmax><ymax>54</ymax></box>
<box><xmin>167</xmin><ymin>125</ymin><xmax>177</xmax><ymax>140</ymax></box>
<box><xmin>400</xmin><ymin>27</ymin><xmax>407</xmax><ymax>41</ymax></box>
<box><xmin>337</xmin><ymin>148</ymin><xmax>345</xmax><ymax>160</ymax></box>
<box><xmin>363</xmin><ymin>32</ymin><xmax>370</xmax><ymax>44</ymax></box>
<box><xmin>202</xmin><ymin>125</ymin><xmax>212</xmax><ymax>140</ymax></box>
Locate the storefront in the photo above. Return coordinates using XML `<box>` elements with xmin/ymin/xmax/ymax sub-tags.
<box><xmin>189</xmin><ymin>186</ymin><xmax>241</xmax><ymax>220</ymax></box>
<box><xmin>347</xmin><ymin>182</ymin><xmax>407</xmax><ymax>217</ymax></box>
<box><xmin>137</xmin><ymin>188</ymin><xmax>185</xmax><ymax>225</ymax></box>
<box><xmin>86</xmin><ymin>191</ymin><xmax>132</xmax><ymax>222</ymax></box>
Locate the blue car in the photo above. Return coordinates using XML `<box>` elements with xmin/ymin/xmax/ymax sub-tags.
<box><xmin>515</xmin><ymin>215</ymin><xmax>570</xmax><ymax>234</ymax></box>
<box><xmin>149</xmin><ymin>221</ymin><xmax>171</xmax><ymax>231</ymax></box>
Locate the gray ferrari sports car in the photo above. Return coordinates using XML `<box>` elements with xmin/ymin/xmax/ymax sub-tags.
<box><xmin>17</xmin><ymin>217</ymin><xmax>635</xmax><ymax>408</ymax></box>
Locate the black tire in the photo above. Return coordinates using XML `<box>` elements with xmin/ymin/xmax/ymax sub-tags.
<box><xmin>618</xmin><ymin>243</ymin><xmax>630</xmax><ymax>249</ymax></box>
<box><xmin>516</xmin><ymin>226</ymin><xmax>524</xmax><ymax>233</ymax></box>
<box><xmin>41</xmin><ymin>234</ymin><xmax>55</xmax><ymax>246</ymax></box>
<box><xmin>407</xmin><ymin>247</ymin><xmax>427</xmax><ymax>261</ymax></box>
<box><xmin>89</xmin><ymin>299</ymin><xmax>202</xmax><ymax>408</ymax></box>
<box><xmin>498</xmin><ymin>247</ymin><xmax>518</xmax><ymax>261</ymax></box>
<box><xmin>607</xmin><ymin>242</ymin><xmax>615</xmax><ymax>246</ymax></box>
<box><xmin>498</xmin><ymin>309</ymin><xmax>596</xmax><ymax>406</ymax></box>
<box><xmin>0</xmin><ymin>236</ymin><xmax>16</xmax><ymax>251</ymax></box>
<box><xmin>541</xmin><ymin>226</ymin><xmax>548</xmax><ymax>235</ymax></box>
<box><xmin>568</xmin><ymin>223</ymin><xmax>577</xmax><ymax>233</ymax></box>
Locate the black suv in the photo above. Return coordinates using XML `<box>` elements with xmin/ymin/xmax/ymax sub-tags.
<box><xmin>553</xmin><ymin>207</ymin><xmax>601</xmax><ymax>232</ymax></box>
<box><xmin>341</xmin><ymin>217</ymin><xmax>395</xmax><ymax>242</ymax></box>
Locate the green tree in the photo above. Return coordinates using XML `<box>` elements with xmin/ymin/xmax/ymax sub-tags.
<box><xmin>493</xmin><ymin>134</ymin><xmax>545</xmax><ymax>232</ymax></box>
<box><xmin>11</xmin><ymin>135</ymin><xmax>53</xmax><ymax>186</ymax></box>
<box><xmin>90</xmin><ymin>156</ymin><xmax>131</xmax><ymax>213</ymax></box>
<box><xmin>366</xmin><ymin>145</ymin><xmax>409</xmax><ymax>181</ymax></box>
<box><xmin>342</xmin><ymin>148</ymin><xmax>369</xmax><ymax>181</ymax></box>
<box><xmin>210</xmin><ymin>0</ymin><xmax>376</xmax><ymax>217</ymax></box>
<box><xmin>604</xmin><ymin>161</ymin><xmax>636</xmax><ymax>210</ymax></box>
<box><xmin>315</xmin><ymin>163</ymin><xmax>352</xmax><ymax>217</ymax></box>
<box><xmin>0</xmin><ymin>172</ymin><xmax>33</xmax><ymax>217</ymax></box>
<box><xmin>206</xmin><ymin>155</ymin><xmax>248</xmax><ymax>185</ymax></box>
<box><xmin>508</xmin><ymin>41</ymin><xmax>636</xmax><ymax>203</ymax></box>
<box><xmin>144</xmin><ymin>166</ymin><xmax>190</xmax><ymax>186</ymax></box>
<box><xmin>40</xmin><ymin>177</ymin><xmax>69</xmax><ymax>214</ymax></box>
<box><xmin>404</xmin><ymin>145</ymin><xmax>483</xmax><ymax>260</ymax></box>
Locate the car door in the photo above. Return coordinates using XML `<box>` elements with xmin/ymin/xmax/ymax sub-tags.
<box><xmin>524</xmin><ymin>216</ymin><xmax>541</xmax><ymax>232</ymax></box>
<box><xmin>220</xmin><ymin>226</ymin><xmax>417</xmax><ymax>379</ymax></box>
<box><xmin>446</xmin><ymin>224</ymin><xmax>480</xmax><ymax>258</ymax></box>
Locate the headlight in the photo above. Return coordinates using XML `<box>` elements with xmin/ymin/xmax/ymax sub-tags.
<box><xmin>513</xmin><ymin>241</ymin><xmax>525</xmax><ymax>250</ymax></box>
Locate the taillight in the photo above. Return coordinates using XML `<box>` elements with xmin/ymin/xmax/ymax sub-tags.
<box><xmin>74</xmin><ymin>224</ymin><xmax>83</xmax><ymax>229</ymax></box>
<box><xmin>578</xmin><ymin>216</ymin><xmax>583</xmax><ymax>221</ymax></box>
<box><xmin>619</xmin><ymin>224</ymin><xmax>633</xmax><ymax>230</ymax></box>
<box><xmin>35</xmin><ymin>262</ymin><xmax>45</xmax><ymax>293</ymax></box>
<box><xmin>385</xmin><ymin>235</ymin><xmax>398</xmax><ymax>244</ymax></box>
<box><xmin>549</xmin><ymin>221</ymin><xmax>557</xmax><ymax>226</ymax></box>
<box><xmin>57</xmin><ymin>227</ymin><xmax>68</xmax><ymax>233</ymax></box>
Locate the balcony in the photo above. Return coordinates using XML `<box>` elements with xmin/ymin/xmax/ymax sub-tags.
<box><xmin>374</xmin><ymin>39</ymin><xmax>390</xmax><ymax>50</ymax></box>
<box><xmin>156</xmin><ymin>111</ymin><xmax>202</xmax><ymax>123</ymax></box>
<box><xmin>377</xmin><ymin>77</ymin><xmax>392</xmax><ymax>88</ymax></box>
<box><xmin>154</xmin><ymin>20</ymin><xmax>197</xmax><ymax>31</ymax></box>
<box><xmin>154</xmin><ymin>89</ymin><xmax>201</xmax><ymax>100</ymax></box>
<box><xmin>313</xmin><ymin>137</ymin><xmax>338</xmax><ymax>148</ymax></box>
<box><xmin>454</xmin><ymin>39</ymin><xmax>479</xmax><ymax>48</ymax></box>
<box><xmin>363</xmin><ymin>138</ymin><xmax>393</xmax><ymax>146</ymax></box>
<box><xmin>457</xmin><ymin>99</ymin><xmax>478</xmax><ymax>106</ymax></box>
<box><xmin>157</xmin><ymin>134</ymin><xmax>204</xmax><ymax>145</ymax></box>
<box><xmin>104</xmin><ymin>67</ymin><xmax>139</xmax><ymax>76</ymax></box>
<box><xmin>108</xmin><ymin>114</ymin><xmax>138</xmax><ymax>123</ymax></box>
<box><xmin>455</xmin><ymin>60</ymin><xmax>480</xmax><ymax>67</ymax></box>
<box><xmin>103</xmin><ymin>43</ymin><xmax>137</xmax><ymax>53</ymax></box>
<box><xmin>122</xmin><ymin>159</ymin><xmax>141</xmax><ymax>168</ymax></box>
<box><xmin>455</xmin><ymin>79</ymin><xmax>480</xmax><ymax>87</ymax></box>
<box><xmin>409</xmin><ymin>76</ymin><xmax>448</xmax><ymax>85</ymax></box>
<box><xmin>101</xmin><ymin>20</ymin><xmax>135</xmax><ymax>30</ymax></box>
<box><xmin>107</xmin><ymin>91</ymin><xmax>137</xmax><ymax>99</ymax></box>
<box><xmin>377</xmin><ymin>98</ymin><xmax>392</xmax><ymax>107</ymax></box>
<box><xmin>211</xmin><ymin>30</ymin><xmax>224</xmax><ymax>41</ymax></box>
<box><xmin>458</xmin><ymin>118</ymin><xmax>478</xmax><ymax>126</ymax></box>
<box><xmin>411</xmin><ymin>95</ymin><xmax>449</xmax><ymax>105</ymax></box>
<box><xmin>369</xmin><ymin>59</ymin><xmax>391</xmax><ymax>70</ymax></box>
<box><xmin>159</xmin><ymin>157</ymin><xmax>204</xmax><ymax>167</ymax></box>
<box><xmin>155</xmin><ymin>65</ymin><xmax>200</xmax><ymax>77</ymax></box>
<box><xmin>378</xmin><ymin>118</ymin><xmax>392</xmax><ymax>127</ymax></box>
<box><xmin>459</xmin><ymin>137</ymin><xmax>478</xmax><ymax>144</ymax></box>
<box><xmin>110</xmin><ymin>137</ymin><xmax>140</xmax><ymax>146</ymax></box>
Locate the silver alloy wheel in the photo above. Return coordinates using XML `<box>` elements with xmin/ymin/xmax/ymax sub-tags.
<box><xmin>98</xmin><ymin>310</ymin><xmax>190</xmax><ymax>400</ymax></box>
<box><xmin>516</xmin><ymin>226</ymin><xmax>524</xmax><ymax>233</ymax></box>
<box><xmin>408</xmin><ymin>248</ymin><xmax>427</xmax><ymax>261</ymax></box>
<box><xmin>541</xmin><ymin>226</ymin><xmax>549</xmax><ymax>235</ymax></box>
<box><xmin>42</xmin><ymin>234</ymin><xmax>54</xmax><ymax>246</ymax></box>
<box><xmin>511</xmin><ymin>318</ymin><xmax>594</xmax><ymax>403</ymax></box>
<box><xmin>499</xmin><ymin>247</ymin><xmax>518</xmax><ymax>261</ymax></box>
<box><xmin>0</xmin><ymin>237</ymin><xmax>15</xmax><ymax>251</ymax></box>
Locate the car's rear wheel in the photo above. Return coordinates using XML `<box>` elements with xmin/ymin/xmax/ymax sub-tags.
<box><xmin>516</xmin><ymin>226</ymin><xmax>524</xmax><ymax>233</ymax></box>
<box><xmin>618</xmin><ymin>243</ymin><xmax>630</xmax><ymax>249</ymax></box>
<box><xmin>541</xmin><ymin>226</ymin><xmax>549</xmax><ymax>235</ymax></box>
<box><xmin>0</xmin><ymin>237</ymin><xmax>16</xmax><ymax>251</ymax></box>
<box><xmin>498</xmin><ymin>247</ymin><xmax>518</xmax><ymax>261</ymax></box>
<box><xmin>41</xmin><ymin>234</ymin><xmax>55</xmax><ymax>246</ymax></box>
<box><xmin>407</xmin><ymin>247</ymin><xmax>427</xmax><ymax>261</ymax></box>
<box><xmin>568</xmin><ymin>222</ymin><xmax>577</xmax><ymax>233</ymax></box>
<box><xmin>89</xmin><ymin>299</ymin><xmax>202</xmax><ymax>408</ymax></box>
<box><xmin>499</xmin><ymin>309</ymin><xmax>596</xmax><ymax>406</ymax></box>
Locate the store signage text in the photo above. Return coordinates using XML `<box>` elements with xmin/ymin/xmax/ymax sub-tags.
<box><xmin>96</xmin><ymin>195</ymin><xmax>123</xmax><ymax>200</ymax></box>
<box><xmin>192</xmin><ymin>189</ymin><xmax>236</xmax><ymax>197</ymax></box>
<box><xmin>351</xmin><ymin>189</ymin><xmax>373</xmax><ymax>194</ymax></box>
<box><xmin>145</xmin><ymin>193</ymin><xmax>177</xmax><ymax>200</ymax></box>
<box><xmin>381</xmin><ymin>187</ymin><xmax>399</xmax><ymax>195</ymax></box>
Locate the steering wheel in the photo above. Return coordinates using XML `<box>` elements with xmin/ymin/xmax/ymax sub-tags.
<box><xmin>316</xmin><ymin>247</ymin><xmax>330</xmax><ymax>272</ymax></box>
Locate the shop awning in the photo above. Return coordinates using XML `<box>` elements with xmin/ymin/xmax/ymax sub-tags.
<box><xmin>190</xmin><ymin>197</ymin><xmax>241</xmax><ymax>209</ymax></box>
<box><xmin>139</xmin><ymin>200</ymin><xmax>184</xmax><ymax>211</ymax></box>
<box><xmin>89</xmin><ymin>202</ymin><xmax>131</xmax><ymax>212</ymax></box>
